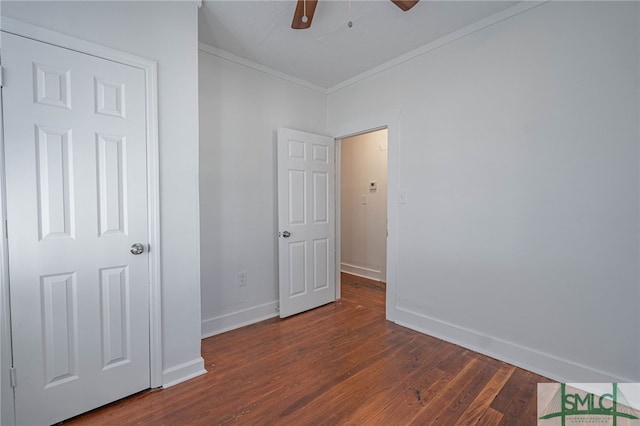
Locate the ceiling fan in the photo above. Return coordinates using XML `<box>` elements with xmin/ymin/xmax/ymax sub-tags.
<box><xmin>292</xmin><ymin>0</ymin><xmax>419</xmax><ymax>30</ymax></box>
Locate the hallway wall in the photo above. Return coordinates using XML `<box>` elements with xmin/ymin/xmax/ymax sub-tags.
<box><xmin>341</xmin><ymin>129</ymin><xmax>388</xmax><ymax>282</ymax></box>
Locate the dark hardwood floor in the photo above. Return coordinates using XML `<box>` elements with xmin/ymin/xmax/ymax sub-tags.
<box><xmin>65</xmin><ymin>273</ymin><xmax>552</xmax><ymax>425</ymax></box>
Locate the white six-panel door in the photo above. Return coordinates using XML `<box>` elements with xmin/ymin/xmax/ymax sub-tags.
<box><xmin>277</xmin><ymin>128</ymin><xmax>335</xmax><ymax>318</ymax></box>
<box><xmin>2</xmin><ymin>32</ymin><xmax>150</xmax><ymax>425</ymax></box>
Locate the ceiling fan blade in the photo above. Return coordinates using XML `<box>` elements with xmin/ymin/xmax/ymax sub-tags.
<box><xmin>292</xmin><ymin>0</ymin><xmax>318</xmax><ymax>30</ymax></box>
<box><xmin>391</xmin><ymin>0</ymin><xmax>419</xmax><ymax>12</ymax></box>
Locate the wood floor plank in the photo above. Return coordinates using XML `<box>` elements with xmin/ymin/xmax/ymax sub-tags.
<box><xmin>412</xmin><ymin>357</ymin><xmax>496</xmax><ymax>425</ymax></box>
<box><xmin>498</xmin><ymin>370</ymin><xmax>551</xmax><ymax>425</ymax></box>
<box><xmin>64</xmin><ymin>273</ymin><xmax>551</xmax><ymax>425</ymax></box>
<box><xmin>454</xmin><ymin>363</ymin><xmax>516</xmax><ymax>425</ymax></box>
<box><xmin>477</xmin><ymin>407</ymin><xmax>505</xmax><ymax>425</ymax></box>
<box><xmin>341</xmin><ymin>336</ymin><xmax>456</xmax><ymax>423</ymax></box>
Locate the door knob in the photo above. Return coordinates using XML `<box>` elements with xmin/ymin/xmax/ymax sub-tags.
<box><xmin>130</xmin><ymin>243</ymin><xmax>145</xmax><ymax>255</ymax></box>
<box><xmin>282</xmin><ymin>231</ymin><xmax>291</xmax><ymax>238</ymax></box>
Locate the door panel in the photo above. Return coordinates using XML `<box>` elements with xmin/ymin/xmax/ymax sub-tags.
<box><xmin>3</xmin><ymin>32</ymin><xmax>150</xmax><ymax>425</ymax></box>
<box><xmin>277</xmin><ymin>128</ymin><xmax>335</xmax><ymax>318</ymax></box>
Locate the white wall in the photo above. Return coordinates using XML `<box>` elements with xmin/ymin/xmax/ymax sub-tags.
<box><xmin>199</xmin><ymin>47</ymin><xmax>327</xmax><ymax>336</ymax></box>
<box><xmin>341</xmin><ymin>129</ymin><xmax>388</xmax><ymax>282</ymax></box>
<box><xmin>328</xmin><ymin>1</ymin><xmax>640</xmax><ymax>382</ymax></box>
<box><xmin>1</xmin><ymin>0</ymin><xmax>205</xmax><ymax>392</ymax></box>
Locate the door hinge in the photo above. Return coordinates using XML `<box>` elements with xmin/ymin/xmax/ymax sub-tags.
<box><xmin>0</xmin><ymin>66</ymin><xmax>4</xmax><ymax>87</ymax></box>
<box><xmin>4</xmin><ymin>220</ymin><xmax>8</xmax><ymax>239</ymax></box>
<box><xmin>9</xmin><ymin>367</ymin><xmax>17</xmax><ymax>388</ymax></box>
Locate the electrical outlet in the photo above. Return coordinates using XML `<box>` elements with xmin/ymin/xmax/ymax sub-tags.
<box><xmin>238</xmin><ymin>271</ymin><xmax>247</xmax><ymax>286</ymax></box>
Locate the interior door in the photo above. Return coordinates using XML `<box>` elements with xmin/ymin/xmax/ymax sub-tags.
<box><xmin>2</xmin><ymin>32</ymin><xmax>150</xmax><ymax>425</ymax></box>
<box><xmin>277</xmin><ymin>128</ymin><xmax>335</xmax><ymax>318</ymax></box>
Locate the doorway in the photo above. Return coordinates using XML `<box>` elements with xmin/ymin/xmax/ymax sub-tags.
<box><xmin>339</xmin><ymin>129</ymin><xmax>388</xmax><ymax>293</ymax></box>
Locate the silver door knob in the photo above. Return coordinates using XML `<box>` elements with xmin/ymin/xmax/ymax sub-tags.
<box><xmin>130</xmin><ymin>243</ymin><xmax>145</xmax><ymax>255</ymax></box>
<box><xmin>282</xmin><ymin>231</ymin><xmax>291</xmax><ymax>238</ymax></box>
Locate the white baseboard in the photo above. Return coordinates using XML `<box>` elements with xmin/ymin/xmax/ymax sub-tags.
<box><xmin>162</xmin><ymin>357</ymin><xmax>207</xmax><ymax>388</ymax></box>
<box><xmin>341</xmin><ymin>263</ymin><xmax>384</xmax><ymax>282</ymax></box>
<box><xmin>201</xmin><ymin>301</ymin><xmax>279</xmax><ymax>339</ymax></box>
<box><xmin>395</xmin><ymin>306</ymin><xmax>633</xmax><ymax>384</ymax></box>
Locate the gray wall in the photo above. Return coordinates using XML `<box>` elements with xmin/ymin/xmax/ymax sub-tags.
<box><xmin>199</xmin><ymin>47</ymin><xmax>327</xmax><ymax>336</ymax></box>
<box><xmin>328</xmin><ymin>1</ymin><xmax>639</xmax><ymax>382</ymax></box>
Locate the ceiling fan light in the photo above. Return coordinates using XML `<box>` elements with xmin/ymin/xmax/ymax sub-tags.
<box><xmin>302</xmin><ymin>15</ymin><xmax>308</xmax><ymax>23</ymax></box>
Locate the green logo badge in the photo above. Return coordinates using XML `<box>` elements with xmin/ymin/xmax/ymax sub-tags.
<box><xmin>538</xmin><ymin>383</ymin><xmax>640</xmax><ymax>425</ymax></box>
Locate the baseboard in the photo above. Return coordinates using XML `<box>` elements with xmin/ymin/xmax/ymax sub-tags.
<box><xmin>201</xmin><ymin>301</ymin><xmax>279</xmax><ymax>339</ymax></box>
<box><xmin>162</xmin><ymin>357</ymin><xmax>207</xmax><ymax>388</ymax></box>
<box><xmin>341</xmin><ymin>263</ymin><xmax>383</xmax><ymax>282</ymax></box>
<box><xmin>395</xmin><ymin>306</ymin><xmax>633</xmax><ymax>384</ymax></box>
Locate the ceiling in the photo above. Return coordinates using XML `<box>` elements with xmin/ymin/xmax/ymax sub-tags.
<box><xmin>198</xmin><ymin>1</ymin><xmax>520</xmax><ymax>90</ymax></box>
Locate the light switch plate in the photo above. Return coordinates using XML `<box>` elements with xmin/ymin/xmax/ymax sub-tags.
<box><xmin>238</xmin><ymin>271</ymin><xmax>247</xmax><ymax>286</ymax></box>
<box><xmin>398</xmin><ymin>190</ymin><xmax>408</xmax><ymax>204</ymax></box>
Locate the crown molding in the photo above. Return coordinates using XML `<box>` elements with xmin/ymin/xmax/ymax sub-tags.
<box><xmin>199</xmin><ymin>2</ymin><xmax>547</xmax><ymax>95</ymax></box>
<box><xmin>199</xmin><ymin>42</ymin><xmax>327</xmax><ymax>94</ymax></box>
<box><xmin>327</xmin><ymin>1</ymin><xmax>548</xmax><ymax>94</ymax></box>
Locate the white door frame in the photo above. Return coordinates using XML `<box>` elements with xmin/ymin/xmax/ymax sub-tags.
<box><xmin>329</xmin><ymin>107</ymin><xmax>401</xmax><ymax>322</ymax></box>
<box><xmin>0</xmin><ymin>18</ymin><xmax>163</xmax><ymax>424</ymax></box>
<box><xmin>0</xmin><ymin>64</ymin><xmax>13</xmax><ymax>426</ymax></box>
